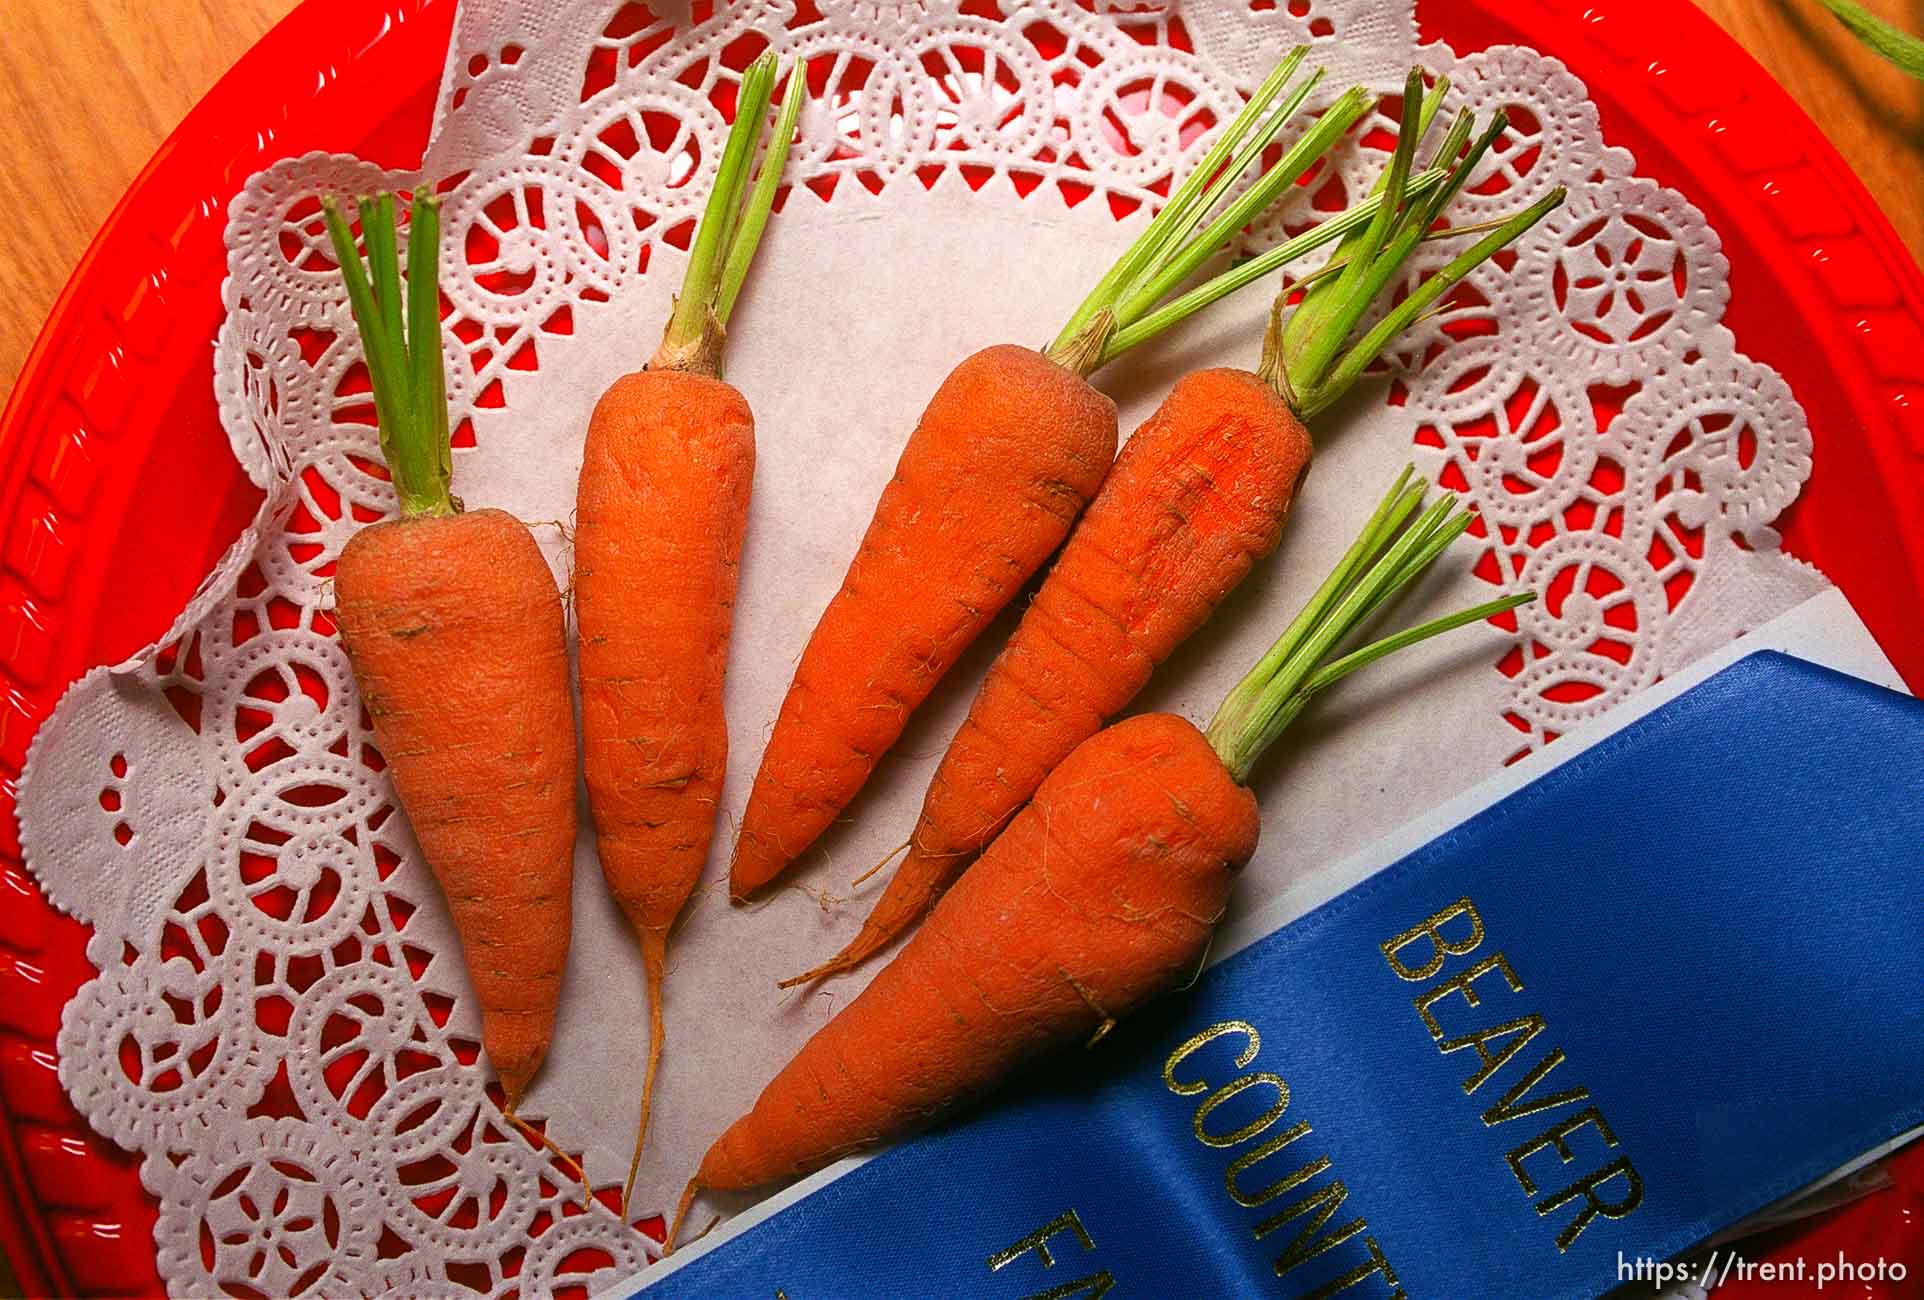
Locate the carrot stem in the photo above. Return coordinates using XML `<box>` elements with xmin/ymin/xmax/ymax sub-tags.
<box><xmin>655</xmin><ymin>50</ymin><xmax>791</xmax><ymax>375</ymax></box>
<box><xmin>1050</xmin><ymin>49</ymin><xmax>1308</xmax><ymax>355</ymax></box>
<box><xmin>1243</xmin><ymin>492</ymin><xmax>1460</xmax><ymax>727</ymax></box>
<box><xmin>322</xmin><ymin>200</ymin><xmax>401</xmax><ymax>434</ymax></box>
<box><xmin>1278</xmin><ymin>68</ymin><xmax>1428</xmax><ymax>393</ymax></box>
<box><xmin>1419</xmin><ymin>110</ymin><xmax>1505</xmax><ymax>224</ymax></box>
<box><xmin>323</xmin><ymin>194</ymin><xmax>454</xmax><ymax>518</ymax></box>
<box><xmin>1203</xmin><ymin>466</ymin><xmax>1534</xmax><ymax>783</ymax></box>
<box><xmin>405</xmin><ymin>195</ymin><xmax>451</xmax><ymax>502</ymax></box>
<box><xmin>1294</xmin><ymin>184</ymin><xmax>1565</xmax><ymax>420</ymax></box>
<box><xmin>1108</xmin><ymin>83</ymin><xmax>1368</xmax><ymax>331</ymax></box>
<box><xmin>716</xmin><ymin>62</ymin><xmax>806</xmax><ymax>327</ymax></box>
<box><xmin>363</xmin><ymin>193</ymin><xmax>405</xmax><ymax>360</ymax></box>
<box><xmin>1298</xmin><ymin>593</ymin><xmax>1533</xmax><ymax>695</ymax></box>
<box><xmin>1262</xmin><ymin>65</ymin><xmax>1565</xmax><ymax>418</ymax></box>
<box><xmin>1046</xmin><ymin>53</ymin><xmax>1384</xmax><ymax>375</ymax></box>
<box><xmin>1282</xmin><ymin>207</ymin><xmax>1539</xmax><ymax>303</ymax></box>
<box><xmin>1268</xmin><ymin>83</ymin><xmax>1452</xmax><ymax>382</ymax></box>
<box><xmin>1118</xmin><ymin>66</ymin><xmax>1318</xmax><ymax>315</ymax></box>
<box><xmin>1101</xmin><ymin>167</ymin><xmax>1445</xmax><ymax>367</ymax></box>
<box><xmin>1206</xmin><ymin>466</ymin><xmax>1419</xmax><ymax>749</ymax></box>
<box><xmin>1169</xmin><ymin>68</ymin><xmax>1322</xmax><ymax>255</ymax></box>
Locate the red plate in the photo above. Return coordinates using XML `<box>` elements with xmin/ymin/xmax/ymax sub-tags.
<box><xmin>0</xmin><ymin>0</ymin><xmax>1917</xmax><ymax>1294</ymax></box>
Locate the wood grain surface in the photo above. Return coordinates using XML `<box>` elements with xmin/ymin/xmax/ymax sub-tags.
<box><xmin>1704</xmin><ymin>0</ymin><xmax>1924</xmax><ymax>252</ymax></box>
<box><xmin>0</xmin><ymin>0</ymin><xmax>298</xmax><ymax>399</ymax></box>
<box><xmin>0</xmin><ymin>0</ymin><xmax>1920</xmax><ymax>402</ymax></box>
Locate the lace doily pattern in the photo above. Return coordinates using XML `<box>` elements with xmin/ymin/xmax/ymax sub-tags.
<box><xmin>17</xmin><ymin>0</ymin><xmax>1823</xmax><ymax>1293</ymax></box>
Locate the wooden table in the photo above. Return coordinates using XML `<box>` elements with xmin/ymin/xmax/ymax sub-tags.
<box><xmin>1</xmin><ymin>0</ymin><xmax>1920</xmax><ymax>401</ymax></box>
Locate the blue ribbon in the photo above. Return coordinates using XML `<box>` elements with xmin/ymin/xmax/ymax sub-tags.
<box><xmin>634</xmin><ymin>652</ymin><xmax>1924</xmax><ymax>1298</ymax></box>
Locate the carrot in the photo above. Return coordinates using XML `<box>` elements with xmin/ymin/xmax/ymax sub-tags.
<box><xmin>711</xmin><ymin>711</ymin><xmax>1254</xmax><ymax>1196</ymax></box>
<box><xmin>729</xmin><ymin>50</ymin><xmax>1378</xmax><ymax>898</ymax></box>
<box><xmin>787</xmin><ymin>70</ymin><xmax>1566</xmax><ymax>984</ymax></box>
<box><xmin>572</xmin><ymin>52</ymin><xmax>803</xmax><ymax>1214</ymax></box>
<box><xmin>322</xmin><ymin>195</ymin><xmax>576</xmax><ymax>1110</ymax></box>
<box><xmin>671</xmin><ymin>472</ymin><xmax>1533</xmax><ymax>1235</ymax></box>
<box><xmin>726</xmin><ymin>342</ymin><xmax>1117</xmax><ymax>897</ymax></box>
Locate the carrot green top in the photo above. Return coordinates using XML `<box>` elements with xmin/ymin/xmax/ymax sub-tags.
<box><xmin>1205</xmin><ymin>467</ymin><xmax>1533</xmax><ymax>784</ymax></box>
<box><xmin>323</xmin><ymin>192</ymin><xmax>453</xmax><ymax>520</ymax></box>
<box><xmin>1044</xmin><ymin>49</ymin><xmax>1374</xmax><ymax>377</ymax></box>
<box><xmin>653</xmin><ymin>50</ymin><xmax>806</xmax><ymax>377</ymax></box>
<box><xmin>1195</xmin><ymin>71</ymin><xmax>1569</xmax><ymax>778</ymax></box>
<box><xmin>316</xmin><ymin>54</ymin><xmax>803</xmax><ymax>513</ymax></box>
<box><xmin>1260</xmin><ymin>68</ymin><xmax>1566</xmax><ymax>421</ymax></box>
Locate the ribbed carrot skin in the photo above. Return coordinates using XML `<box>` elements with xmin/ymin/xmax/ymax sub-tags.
<box><xmin>334</xmin><ymin>508</ymin><xmax>577</xmax><ymax>1106</ymax></box>
<box><xmin>700</xmin><ymin>711</ymin><xmax>1255</xmax><ymax>1191</ymax></box>
<box><xmin>803</xmin><ymin>368</ymin><xmax>1308</xmax><ymax>980</ymax></box>
<box><xmin>728</xmin><ymin>343</ymin><xmax>1118</xmax><ymax>898</ymax></box>
<box><xmin>577</xmin><ymin>367</ymin><xmax>754</xmax><ymax>1015</ymax></box>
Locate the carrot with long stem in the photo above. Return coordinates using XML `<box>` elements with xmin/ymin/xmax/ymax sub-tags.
<box><xmin>729</xmin><ymin>51</ymin><xmax>1378</xmax><ymax>899</ymax></box>
<box><xmin>787</xmin><ymin>69</ymin><xmax>1565</xmax><ymax>985</ymax></box>
<box><xmin>672</xmin><ymin>471</ymin><xmax>1531</xmax><ymax>1239</ymax></box>
<box><xmin>323</xmin><ymin>196</ymin><xmax>579</xmax><ymax>1118</ymax></box>
<box><xmin>573</xmin><ymin>51</ymin><xmax>804</xmax><ymax>1216</ymax></box>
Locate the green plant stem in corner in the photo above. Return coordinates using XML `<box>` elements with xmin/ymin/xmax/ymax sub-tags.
<box><xmin>1204</xmin><ymin>466</ymin><xmax>1534</xmax><ymax>784</ymax></box>
<box><xmin>654</xmin><ymin>50</ymin><xmax>807</xmax><ymax>376</ymax></box>
<box><xmin>322</xmin><ymin>190</ymin><xmax>453</xmax><ymax>520</ymax></box>
<box><xmin>1814</xmin><ymin>0</ymin><xmax>1924</xmax><ymax>79</ymax></box>
<box><xmin>1043</xmin><ymin>49</ymin><xmax>1376</xmax><ymax>377</ymax></box>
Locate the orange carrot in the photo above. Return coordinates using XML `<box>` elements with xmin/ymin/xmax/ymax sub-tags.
<box><xmin>674</xmin><ymin>473</ymin><xmax>1534</xmax><ymax>1233</ymax></box>
<box><xmin>573</xmin><ymin>52</ymin><xmax>803</xmax><ymax>1214</ymax></box>
<box><xmin>727</xmin><ymin>343</ymin><xmax>1118</xmax><ymax>897</ymax></box>
<box><xmin>788</xmin><ymin>70</ymin><xmax>1567</xmax><ymax>985</ymax></box>
<box><xmin>730</xmin><ymin>51</ymin><xmax>1376</xmax><ymax>898</ymax></box>
<box><xmin>336</xmin><ymin>510</ymin><xmax>575</xmax><ymax>1104</ymax></box>
<box><xmin>323</xmin><ymin>194</ymin><xmax>576</xmax><ymax>1109</ymax></box>
<box><xmin>713</xmin><ymin>711</ymin><xmax>1254</xmax><ymax>1192</ymax></box>
<box><xmin>782</xmin><ymin>368</ymin><xmax>1305</xmax><ymax>983</ymax></box>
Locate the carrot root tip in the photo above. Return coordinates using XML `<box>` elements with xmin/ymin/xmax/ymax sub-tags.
<box><xmin>1062</xmin><ymin>968</ymin><xmax>1116</xmax><ymax>1049</ymax></box>
<box><xmin>664</xmin><ymin>1178</ymin><xmax>703</xmax><ymax>1256</ymax></box>
<box><xmin>502</xmin><ymin>1105</ymin><xmax>594</xmax><ymax>1209</ymax></box>
<box><xmin>621</xmin><ymin>952</ymin><xmax>668</xmax><ymax>1223</ymax></box>
<box><xmin>849</xmin><ymin>837</ymin><xmax>911</xmax><ymax>888</ymax></box>
<box><xmin>775</xmin><ymin>957</ymin><xmax>843</xmax><ymax>990</ymax></box>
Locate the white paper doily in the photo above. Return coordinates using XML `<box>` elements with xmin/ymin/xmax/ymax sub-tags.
<box><xmin>18</xmin><ymin>0</ymin><xmax>1825</xmax><ymax>1294</ymax></box>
